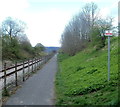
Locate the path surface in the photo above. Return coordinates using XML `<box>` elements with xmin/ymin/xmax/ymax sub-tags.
<box><xmin>4</xmin><ymin>55</ymin><xmax>57</xmax><ymax>105</ymax></box>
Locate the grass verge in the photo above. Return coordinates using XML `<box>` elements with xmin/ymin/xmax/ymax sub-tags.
<box><xmin>55</xmin><ymin>37</ymin><xmax>119</xmax><ymax>106</ymax></box>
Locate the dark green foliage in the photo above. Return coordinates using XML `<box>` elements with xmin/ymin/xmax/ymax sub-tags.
<box><xmin>87</xmin><ymin>68</ymin><xmax>97</xmax><ymax>74</ymax></box>
<box><xmin>2</xmin><ymin>89</ymin><xmax>9</xmax><ymax>96</ymax></box>
<box><xmin>1</xmin><ymin>17</ymin><xmax>46</xmax><ymax>61</ymax></box>
<box><xmin>2</xmin><ymin>36</ymin><xmax>21</xmax><ymax>60</ymax></box>
<box><xmin>20</xmin><ymin>40</ymin><xmax>34</xmax><ymax>56</ymax></box>
<box><xmin>76</xmin><ymin>66</ymin><xmax>85</xmax><ymax>71</ymax></box>
<box><xmin>2</xmin><ymin>35</ymin><xmax>45</xmax><ymax>61</ymax></box>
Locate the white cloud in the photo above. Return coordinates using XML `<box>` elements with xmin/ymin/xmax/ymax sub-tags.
<box><xmin>28</xmin><ymin>0</ymin><xmax>101</xmax><ymax>4</ymax></box>
<box><xmin>0</xmin><ymin>0</ymin><xmax>118</xmax><ymax>46</ymax></box>
<box><xmin>0</xmin><ymin>0</ymin><xmax>29</xmax><ymax>20</ymax></box>
<box><xmin>99</xmin><ymin>7</ymin><xmax>110</xmax><ymax>18</ymax></box>
<box><xmin>83</xmin><ymin>0</ymin><xmax>99</xmax><ymax>2</ymax></box>
<box><xmin>25</xmin><ymin>9</ymin><xmax>73</xmax><ymax>46</ymax></box>
<box><xmin>113</xmin><ymin>16</ymin><xmax>118</xmax><ymax>27</ymax></box>
<box><xmin>99</xmin><ymin>0</ymin><xmax>118</xmax><ymax>26</ymax></box>
<box><xmin>28</xmin><ymin>0</ymin><xmax>96</xmax><ymax>2</ymax></box>
<box><xmin>0</xmin><ymin>0</ymin><xmax>80</xmax><ymax>46</ymax></box>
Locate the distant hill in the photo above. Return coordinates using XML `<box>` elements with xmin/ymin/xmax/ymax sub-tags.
<box><xmin>45</xmin><ymin>47</ymin><xmax>60</xmax><ymax>53</ymax></box>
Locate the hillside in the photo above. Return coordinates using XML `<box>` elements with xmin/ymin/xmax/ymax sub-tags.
<box><xmin>56</xmin><ymin>37</ymin><xmax>118</xmax><ymax>105</ymax></box>
<box><xmin>45</xmin><ymin>47</ymin><xmax>59</xmax><ymax>53</ymax></box>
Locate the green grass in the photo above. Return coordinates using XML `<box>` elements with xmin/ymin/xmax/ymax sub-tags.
<box><xmin>55</xmin><ymin>37</ymin><xmax>118</xmax><ymax>106</ymax></box>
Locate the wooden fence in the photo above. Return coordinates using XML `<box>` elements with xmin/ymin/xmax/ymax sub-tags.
<box><xmin>0</xmin><ymin>54</ymin><xmax>53</xmax><ymax>92</ymax></box>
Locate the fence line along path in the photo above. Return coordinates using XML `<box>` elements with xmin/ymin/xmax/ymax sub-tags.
<box><xmin>4</xmin><ymin>54</ymin><xmax>57</xmax><ymax>105</ymax></box>
<box><xmin>0</xmin><ymin>54</ymin><xmax>52</xmax><ymax>91</ymax></box>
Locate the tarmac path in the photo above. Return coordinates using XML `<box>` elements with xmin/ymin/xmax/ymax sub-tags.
<box><xmin>4</xmin><ymin>54</ymin><xmax>58</xmax><ymax>105</ymax></box>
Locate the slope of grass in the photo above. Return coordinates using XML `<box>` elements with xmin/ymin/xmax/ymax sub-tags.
<box><xmin>55</xmin><ymin>37</ymin><xmax>118</xmax><ymax>105</ymax></box>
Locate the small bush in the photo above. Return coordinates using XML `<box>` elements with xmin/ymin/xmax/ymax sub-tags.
<box><xmin>2</xmin><ymin>89</ymin><xmax>9</xmax><ymax>96</ymax></box>
<box><xmin>87</xmin><ymin>68</ymin><xmax>97</xmax><ymax>74</ymax></box>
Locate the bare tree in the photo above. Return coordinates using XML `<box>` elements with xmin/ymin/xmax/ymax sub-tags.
<box><xmin>2</xmin><ymin>17</ymin><xmax>26</xmax><ymax>40</ymax></box>
<box><xmin>60</xmin><ymin>2</ymin><xmax>115</xmax><ymax>55</ymax></box>
<box><xmin>81</xmin><ymin>2</ymin><xmax>99</xmax><ymax>40</ymax></box>
<box><xmin>61</xmin><ymin>2</ymin><xmax>99</xmax><ymax>55</ymax></box>
<box><xmin>97</xmin><ymin>17</ymin><xmax>114</xmax><ymax>31</ymax></box>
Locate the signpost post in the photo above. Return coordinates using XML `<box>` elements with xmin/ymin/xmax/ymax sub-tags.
<box><xmin>104</xmin><ymin>30</ymin><xmax>113</xmax><ymax>81</ymax></box>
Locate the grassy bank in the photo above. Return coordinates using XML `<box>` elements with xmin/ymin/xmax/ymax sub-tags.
<box><xmin>55</xmin><ymin>37</ymin><xmax>118</xmax><ymax>105</ymax></box>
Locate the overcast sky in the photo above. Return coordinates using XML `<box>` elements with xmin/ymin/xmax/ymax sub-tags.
<box><xmin>0</xmin><ymin>0</ymin><xmax>118</xmax><ymax>47</ymax></box>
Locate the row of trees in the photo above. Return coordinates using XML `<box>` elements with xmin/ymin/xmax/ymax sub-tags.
<box><xmin>61</xmin><ymin>2</ymin><xmax>117</xmax><ymax>55</ymax></box>
<box><xmin>0</xmin><ymin>17</ymin><xmax>45</xmax><ymax>60</ymax></box>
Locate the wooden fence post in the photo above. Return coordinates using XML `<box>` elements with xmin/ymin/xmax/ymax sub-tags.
<box><xmin>28</xmin><ymin>59</ymin><xmax>30</xmax><ymax>76</ymax></box>
<box><xmin>32</xmin><ymin>59</ymin><xmax>33</xmax><ymax>72</ymax></box>
<box><xmin>36</xmin><ymin>58</ymin><xmax>37</xmax><ymax>70</ymax></box>
<box><xmin>15</xmin><ymin>62</ymin><xmax>18</xmax><ymax>86</ymax></box>
<box><xmin>39</xmin><ymin>58</ymin><xmax>41</xmax><ymax>69</ymax></box>
<box><xmin>23</xmin><ymin>61</ymin><xmax>25</xmax><ymax>82</ymax></box>
<box><xmin>37</xmin><ymin>58</ymin><xmax>39</xmax><ymax>70</ymax></box>
<box><xmin>34</xmin><ymin>58</ymin><xmax>36</xmax><ymax>71</ymax></box>
<box><xmin>35</xmin><ymin>58</ymin><xmax>37</xmax><ymax>72</ymax></box>
<box><xmin>33</xmin><ymin>58</ymin><xmax>35</xmax><ymax>72</ymax></box>
<box><xmin>4</xmin><ymin>63</ymin><xmax>7</xmax><ymax>91</ymax></box>
<box><xmin>36</xmin><ymin>58</ymin><xmax>38</xmax><ymax>70</ymax></box>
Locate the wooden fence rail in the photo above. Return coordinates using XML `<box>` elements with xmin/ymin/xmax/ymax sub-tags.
<box><xmin>0</xmin><ymin>54</ymin><xmax>53</xmax><ymax>92</ymax></box>
<box><xmin>0</xmin><ymin>58</ymin><xmax>41</xmax><ymax>79</ymax></box>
